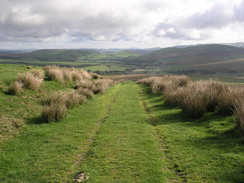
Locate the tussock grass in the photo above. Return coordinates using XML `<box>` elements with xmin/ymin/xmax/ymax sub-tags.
<box><xmin>235</xmin><ymin>101</ymin><xmax>244</xmax><ymax>135</ymax></box>
<box><xmin>42</xmin><ymin>90</ymin><xmax>87</xmax><ymax>122</ymax></box>
<box><xmin>89</xmin><ymin>72</ymin><xmax>101</xmax><ymax>79</ymax></box>
<box><xmin>76</xmin><ymin>79</ymin><xmax>114</xmax><ymax>94</ymax></box>
<box><xmin>176</xmin><ymin>81</ymin><xmax>212</xmax><ymax>118</ymax></box>
<box><xmin>75</xmin><ymin>80</ymin><xmax>95</xmax><ymax>90</ymax></box>
<box><xmin>8</xmin><ymin>81</ymin><xmax>24</xmax><ymax>95</ymax></box>
<box><xmin>217</xmin><ymin>87</ymin><xmax>244</xmax><ymax>115</ymax></box>
<box><xmin>174</xmin><ymin>80</ymin><xmax>226</xmax><ymax>118</ymax></box>
<box><xmin>18</xmin><ymin>72</ymin><xmax>43</xmax><ymax>90</ymax></box>
<box><xmin>44</xmin><ymin>66</ymin><xmax>94</xmax><ymax>83</ymax></box>
<box><xmin>65</xmin><ymin>91</ymin><xmax>86</xmax><ymax>108</ymax></box>
<box><xmin>137</xmin><ymin>75</ymin><xmax>190</xmax><ymax>94</ymax></box>
<box><xmin>42</xmin><ymin>104</ymin><xmax>67</xmax><ymax>122</ymax></box>
<box><xmin>93</xmin><ymin>79</ymin><xmax>115</xmax><ymax>94</ymax></box>
<box><xmin>76</xmin><ymin>88</ymin><xmax>94</xmax><ymax>98</ymax></box>
<box><xmin>41</xmin><ymin>66</ymin><xmax>113</xmax><ymax>122</ymax></box>
<box><xmin>31</xmin><ymin>69</ymin><xmax>45</xmax><ymax>80</ymax></box>
<box><xmin>8</xmin><ymin>71</ymin><xmax>43</xmax><ymax>95</ymax></box>
<box><xmin>44</xmin><ymin>66</ymin><xmax>65</xmax><ymax>83</ymax></box>
<box><xmin>138</xmin><ymin>75</ymin><xmax>244</xmax><ymax>133</ymax></box>
<box><xmin>43</xmin><ymin>91</ymin><xmax>68</xmax><ymax>106</ymax></box>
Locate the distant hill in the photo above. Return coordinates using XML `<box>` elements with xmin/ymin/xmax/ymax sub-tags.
<box><xmin>128</xmin><ymin>44</ymin><xmax>244</xmax><ymax>74</ymax></box>
<box><xmin>0</xmin><ymin>49</ymin><xmax>98</xmax><ymax>62</ymax></box>
<box><xmin>1</xmin><ymin>44</ymin><xmax>244</xmax><ymax>75</ymax></box>
<box><xmin>225</xmin><ymin>42</ymin><xmax>244</xmax><ymax>48</ymax></box>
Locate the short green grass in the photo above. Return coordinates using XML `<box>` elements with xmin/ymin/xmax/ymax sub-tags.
<box><xmin>1</xmin><ymin>64</ymin><xmax>243</xmax><ymax>182</ymax></box>
<box><xmin>79</xmin><ymin>82</ymin><xmax>165</xmax><ymax>182</ymax></box>
<box><xmin>0</xmin><ymin>84</ymin><xmax>122</xmax><ymax>182</ymax></box>
<box><xmin>0</xmin><ymin>64</ymin><xmax>75</xmax><ymax>141</ymax></box>
<box><xmin>138</xmin><ymin>85</ymin><xmax>244</xmax><ymax>183</ymax></box>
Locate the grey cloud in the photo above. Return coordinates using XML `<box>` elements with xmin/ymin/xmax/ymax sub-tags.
<box><xmin>185</xmin><ymin>3</ymin><xmax>233</xmax><ymax>29</ymax></box>
<box><xmin>0</xmin><ymin>0</ymin><xmax>142</xmax><ymax>43</ymax></box>
<box><xmin>234</xmin><ymin>0</ymin><xmax>244</xmax><ymax>22</ymax></box>
<box><xmin>152</xmin><ymin>23</ymin><xmax>205</xmax><ymax>40</ymax></box>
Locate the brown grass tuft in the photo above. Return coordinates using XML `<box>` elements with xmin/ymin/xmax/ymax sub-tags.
<box><xmin>162</xmin><ymin>80</ymin><xmax>225</xmax><ymax>118</ymax></box>
<box><xmin>44</xmin><ymin>66</ymin><xmax>64</xmax><ymax>83</ymax></box>
<box><xmin>65</xmin><ymin>91</ymin><xmax>86</xmax><ymax>108</ymax></box>
<box><xmin>217</xmin><ymin>87</ymin><xmax>244</xmax><ymax>115</ymax></box>
<box><xmin>31</xmin><ymin>69</ymin><xmax>45</xmax><ymax>80</ymax></box>
<box><xmin>137</xmin><ymin>75</ymin><xmax>191</xmax><ymax>94</ymax></box>
<box><xmin>42</xmin><ymin>104</ymin><xmax>67</xmax><ymax>122</ymax></box>
<box><xmin>76</xmin><ymin>88</ymin><xmax>94</xmax><ymax>98</ymax></box>
<box><xmin>92</xmin><ymin>79</ymin><xmax>114</xmax><ymax>94</ymax></box>
<box><xmin>89</xmin><ymin>72</ymin><xmax>101</xmax><ymax>79</ymax></box>
<box><xmin>8</xmin><ymin>81</ymin><xmax>24</xmax><ymax>95</ymax></box>
<box><xmin>234</xmin><ymin>101</ymin><xmax>244</xmax><ymax>135</ymax></box>
<box><xmin>75</xmin><ymin>80</ymin><xmax>95</xmax><ymax>90</ymax></box>
<box><xmin>17</xmin><ymin>72</ymin><xmax>43</xmax><ymax>90</ymax></box>
<box><xmin>44</xmin><ymin>66</ymin><xmax>92</xmax><ymax>83</ymax></box>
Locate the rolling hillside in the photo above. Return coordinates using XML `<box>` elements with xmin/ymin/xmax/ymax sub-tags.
<box><xmin>1</xmin><ymin>44</ymin><xmax>244</xmax><ymax>75</ymax></box>
<box><xmin>0</xmin><ymin>49</ymin><xmax>98</xmax><ymax>62</ymax></box>
<box><xmin>129</xmin><ymin>44</ymin><xmax>244</xmax><ymax>74</ymax></box>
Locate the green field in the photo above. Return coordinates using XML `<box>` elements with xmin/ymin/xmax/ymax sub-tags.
<box><xmin>0</xmin><ymin>64</ymin><xmax>243</xmax><ymax>182</ymax></box>
<box><xmin>0</xmin><ymin>50</ymin><xmax>140</xmax><ymax>74</ymax></box>
<box><xmin>2</xmin><ymin>44</ymin><xmax>244</xmax><ymax>78</ymax></box>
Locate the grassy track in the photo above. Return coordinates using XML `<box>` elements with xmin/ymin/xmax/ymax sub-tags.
<box><xmin>78</xmin><ymin>82</ymin><xmax>165</xmax><ymax>182</ymax></box>
<box><xmin>0</xmin><ymin>82</ymin><xmax>166</xmax><ymax>182</ymax></box>
<box><xmin>1</xmin><ymin>81</ymin><xmax>243</xmax><ymax>182</ymax></box>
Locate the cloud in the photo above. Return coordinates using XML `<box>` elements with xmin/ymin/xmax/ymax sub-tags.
<box><xmin>234</xmin><ymin>0</ymin><xmax>244</xmax><ymax>22</ymax></box>
<box><xmin>184</xmin><ymin>2</ymin><xmax>234</xmax><ymax>29</ymax></box>
<box><xmin>0</xmin><ymin>0</ymin><xmax>244</xmax><ymax>49</ymax></box>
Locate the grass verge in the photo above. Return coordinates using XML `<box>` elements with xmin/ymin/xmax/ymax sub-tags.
<box><xmin>138</xmin><ymin>85</ymin><xmax>244</xmax><ymax>183</ymax></box>
<box><xmin>0</xmin><ymin>84</ymin><xmax>120</xmax><ymax>182</ymax></box>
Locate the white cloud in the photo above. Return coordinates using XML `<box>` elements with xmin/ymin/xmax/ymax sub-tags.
<box><xmin>0</xmin><ymin>0</ymin><xmax>244</xmax><ymax>49</ymax></box>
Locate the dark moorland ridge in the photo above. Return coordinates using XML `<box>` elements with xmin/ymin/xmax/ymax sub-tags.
<box><xmin>1</xmin><ymin>44</ymin><xmax>244</xmax><ymax>74</ymax></box>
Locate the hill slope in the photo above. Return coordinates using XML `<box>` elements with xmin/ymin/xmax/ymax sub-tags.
<box><xmin>0</xmin><ymin>49</ymin><xmax>98</xmax><ymax>62</ymax></box>
<box><xmin>130</xmin><ymin>44</ymin><xmax>244</xmax><ymax>74</ymax></box>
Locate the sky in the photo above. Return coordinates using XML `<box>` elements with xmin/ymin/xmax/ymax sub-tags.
<box><xmin>1</xmin><ymin>0</ymin><xmax>244</xmax><ymax>49</ymax></box>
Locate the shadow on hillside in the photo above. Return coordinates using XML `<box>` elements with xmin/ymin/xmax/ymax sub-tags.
<box><xmin>27</xmin><ymin>116</ymin><xmax>47</xmax><ymax>125</ymax></box>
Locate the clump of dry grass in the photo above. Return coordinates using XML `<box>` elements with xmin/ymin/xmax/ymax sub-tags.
<box><xmin>8</xmin><ymin>71</ymin><xmax>44</xmax><ymax>95</ymax></box>
<box><xmin>163</xmin><ymin>86</ymin><xmax>185</xmax><ymax>107</ymax></box>
<box><xmin>75</xmin><ymin>78</ymin><xmax>114</xmax><ymax>95</ymax></box>
<box><xmin>75</xmin><ymin>80</ymin><xmax>95</xmax><ymax>90</ymax></box>
<box><xmin>137</xmin><ymin>75</ymin><xmax>191</xmax><ymax>94</ymax></box>
<box><xmin>8</xmin><ymin>81</ymin><xmax>24</xmax><ymax>95</ymax></box>
<box><xmin>165</xmin><ymin>80</ymin><xmax>226</xmax><ymax>118</ymax></box>
<box><xmin>92</xmin><ymin>79</ymin><xmax>114</xmax><ymax>94</ymax></box>
<box><xmin>31</xmin><ymin>69</ymin><xmax>45</xmax><ymax>80</ymax></box>
<box><xmin>42</xmin><ymin>104</ymin><xmax>67</xmax><ymax>122</ymax></box>
<box><xmin>178</xmin><ymin>82</ymin><xmax>211</xmax><ymax>118</ymax></box>
<box><xmin>44</xmin><ymin>66</ymin><xmax>96</xmax><ymax>83</ymax></box>
<box><xmin>139</xmin><ymin>75</ymin><xmax>244</xmax><ymax>134</ymax></box>
<box><xmin>234</xmin><ymin>101</ymin><xmax>244</xmax><ymax>135</ymax></box>
<box><xmin>76</xmin><ymin>88</ymin><xmax>94</xmax><ymax>98</ymax></box>
<box><xmin>44</xmin><ymin>66</ymin><xmax>65</xmax><ymax>83</ymax></box>
<box><xmin>89</xmin><ymin>72</ymin><xmax>101</xmax><ymax>79</ymax></box>
<box><xmin>43</xmin><ymin>91</ymin><xmax>68</xmax><ymax>106</ymax></box>
<box><xmin>42</xmin><ymin>90</ymin><xmax>87</xmax><ymax>122</ymax></box>
<box><xmin>217</xmin><ymin>87</ymin><xmax>244</xmax><ymax>115</ymax></box>
<box><xmin>65</xmin><ymin>91</ymin><xmax>86</xmax><ymax>108</ymax></box>
<box><xmin>17</xmin><ymin>72</ymin><xmax>43</xmax><ymax>90</ymax></box>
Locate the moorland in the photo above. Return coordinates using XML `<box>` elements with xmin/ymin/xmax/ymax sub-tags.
<box><xmin>0</xmin><ymin>44</ymin><xmax>244</xmax><ymax>182</ymax></box>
